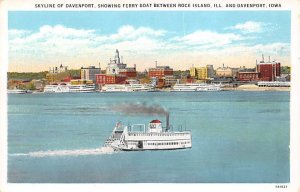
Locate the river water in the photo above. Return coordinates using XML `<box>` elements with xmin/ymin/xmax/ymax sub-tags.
<box><xmin>7</xmin><ymin>91</ymin><xmax>290</xmax><ymax>183</ymax></box>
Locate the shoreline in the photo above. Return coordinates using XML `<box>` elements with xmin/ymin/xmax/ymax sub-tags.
<box><xmin>224</xmin><ymin>86</ymin><xmax>290</xmax><ymax>92</ymax></box>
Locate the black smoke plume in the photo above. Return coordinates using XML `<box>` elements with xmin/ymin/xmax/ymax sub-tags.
<box><xmin>111</xmin><ymin>102</ymin><xmax>168</xmax><ymax>116</ymax></box>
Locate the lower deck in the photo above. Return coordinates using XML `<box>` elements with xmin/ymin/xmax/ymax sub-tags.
<box><xmin>124</xmin><ymin>139</ymin><xmax>192</xmax><ymax>150</ymax></box>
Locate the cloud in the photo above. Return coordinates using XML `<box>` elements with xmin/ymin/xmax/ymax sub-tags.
<box><xmin>94</xmin><ymin>25</ymin><xmax>166</xmax><ymax>43</ymax></box>
<box><xmin>8</xmin><ymin>24</ymin><xmax>168</xmax><ymax>71</ymax></box>
<box><xmin>228</xmin><ymin>21</ymin><xmax>268</xmax><ymax>34</ymax></box>
<box><xmin>8</xmin><ymin>24</ymin><xmax>290</xmax><ymax>72</ymax></box>
<box><xmin>8</xmin><ymin>29</ymin><xmax>31</xmax><ymax>39</ymax></box>
<box><xmin>115</xmin><ymin>25</ymin><xmax>166</xmax><ymax>39</ymax></box>
<box><xmin>172</xmin><ymin>30</ymin><xmax>243</xmax><ymax>49</ymax></box>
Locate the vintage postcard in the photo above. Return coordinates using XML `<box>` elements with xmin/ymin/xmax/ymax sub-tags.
<box><xmin>0</xmin><ymin>0</ymin><xmax>299</xmax><ymax>191</ymax></box>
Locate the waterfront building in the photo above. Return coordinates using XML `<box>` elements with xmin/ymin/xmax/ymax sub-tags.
<box><xmin>237</xmin><ymin>72</ymin><xmax>261</xmax><ymax>81</ymax></box>
<box><xmin>81</xmin><ymin>66</ymin><xmax>101</xmax><ymax>83</ymax></box>
<box><xmin>7</xmin><ymin>79</ymin><xmax>31</xmax><ymax>90</ymax></box>
<box><xmin>99</xmin><ymin>49</ymin><xmax>137</xmax><ymax>84</ymax></box>
<box><xmin>49</xmin><ymin>64</ymin><xmax>68</xmax><ymax>74</ymax></box>
<box><xmin>216</xmin><ymin>64</ymin><xmax>233</xmax><ymax>78</ymax></box>
<box><xmin>164</xmin><ymin>75</ymin><xmax>177</xmax><ymax>87</ymax></box>
<box><xmin>256</xmin><ymin>56</ymin><xmax>281</xmax><ymax>81</ymax></box>
<box><xmin>106</xmin><ymin>49</ymin><xmax>136</xmax><ymax>78</ymax></box>
<box><xmin>106</xmin><ymin>49</ymin><xmax>126</xmax><ymax>75</ymax></box>
<box><xmin>189</xmin><ymin>66</ymin><xmax>209</xmax><ymax>80</ymax></box>
<box><xmin>96</xmin><ymin>74</ymin><xmax>127</xmax><ymax>85</ymax></box>
<box><xmin>70</xmin><ymin>79</ymin><xmax>94</xmax><ymax>85</ymax></box>
<box><xmin>31</xmin><ymin>79</ymin><xmax>44</xmax><ymax>91</ymax></box>
<box><xmin>148</xmin><ymin>65</ymin><xmax>173</xmax><ymax>79</ymax></box>
<box><xmin>46</xmin><ymin>64</ymin><xmax>70</xmax><ymax>83</ymax></box>
<box><xmin>150</xmin><ymin>77</ymin><xmax>158</xmax><ymax>86</ymax></box>
<box><xmin>235</xmin><ymin>56</ymin><xmax>282</xmax><ymax>82</ymax></box>
<box><xmin>190</xmin><ymin>67</ymin><xmax>197</xmax><ymax>77</ymax></box>
<box><xmin>119</xmin><ymin>65</ymin><xmax>137</xmax><ymax>78</ymax></box>
<box><xmin>148</xmin><ymin>63</ymin><xmax>174</xmax><ymax>88</ymax></box>
<box><xmin>206</xmin><ymin>65</ymin><xmax>215</xmax><ymax>79</ymax></box>
<box><xmin>231</xmin><ymin>68</ymin><xmax>241</xmax><ymax>78</ymax></box>
<box><xmin>190</xmin><ymin>65</ymin><xmax>215</xmax><ymax>80</ymax></box>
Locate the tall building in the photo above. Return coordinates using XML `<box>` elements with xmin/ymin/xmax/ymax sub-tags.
<box><xmin>81</xmin><ymin>66</ymin><xmax>101</xmax><ymax>82</ymax></box>
<box><xmin>190</xmin><ymin>65</ymin><xmax>214</xmax><ymax>80</ymax></box>
<box><xmin>106</xmin><ymin>49</ymin><xmax>137</xmax><ymax>78</ymax></box>
<box><xmin>206</xmin><ymin>65</ymin><xmax>215</xmax><ymax>79</ymax></box>
<box><xmin>198</xmin><ymin>67</ymin><xmax>208</xmax><ymax>80</ymax></box>
<box><xmin>256</xmin><ymin>57</ymin><xmax>281</xmax><ymax>81</ymax></box>
<box><xmin>190</xmin><ymin>67</ymin><xmax>197</xmax><ymax>77</ymax></box>
<box><xmin>97</xmin><ymin>49</ymin><xmax>136</xmax><ymax>85</ymax></box>
<box><xmin>236</xmin><ymin>55</ymin><xmax>281</xmax><ymax>82</ymax></box>
<box><xmin>106</xmin><ymin>49</ymin><xmax>127</xmax><ymax>75</ymax></box>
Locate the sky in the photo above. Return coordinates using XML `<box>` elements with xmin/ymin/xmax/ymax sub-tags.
<box><xmin>8</xmin><ymin>11</ymin><xmax>291</xmax><ymax>72</ymax></box>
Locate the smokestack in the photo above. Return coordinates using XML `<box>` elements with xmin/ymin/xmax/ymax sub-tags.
<box><xmin>166</xmin><ymin>113</ymin><xmax>170</xmax><ymax>130</ymax></box>
<box><xmin>262</xmin><ymin>54</ymin><xmax>264</xmax><ymax>62</ymax></box>
<box><xmin>269</xmin><ymin>56</ymin><xmax>270</xmax><ymax>62</ymax></box>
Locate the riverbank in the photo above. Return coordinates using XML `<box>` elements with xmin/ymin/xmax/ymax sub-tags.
<box><xmin>224</xmin><ymin>84</ymin><xmax>290</xmax><ymax>91</ymax></box>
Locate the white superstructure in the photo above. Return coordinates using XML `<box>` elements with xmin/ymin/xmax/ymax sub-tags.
<box><xmin>126</xmin><ymin>83</ymin><xmax>154</xmax><ymax>92</ymax></box>
<box><xmin>101</xmin><ymin>84</ymin><xmax>128</xmax><ymax>92</ymax></box>
<box><xmin>101</xmin><ymin>83</ymin><xmax>154</xmax><ymax>92</ymax></box>
<box><xmin>104</xmin><ymin>117</ymin><xmax>192</xmax><ymax>151</ymax></box>
<box><xmin>195</xmin><ymin>84</ymin><xmax>223</xmax><ymax>91</ymax></box>
<box><xmin>172</xmin><ymin>83</ymin><xmax>223</xmax><ymax>92</ymax></box>
<box><xmin>7</xmin><ymin>89</ymin><xmax>29</xmax><ymax>94</ymax></box>
<box><xmin>44</xmin><ymin>83</ymin><xmax>96</xmax><ymax>93</ymax></box>
<box><xmin>44</xmin><ymin>83</ymin><xmax>70</xmax><ymax>93</ymax></box>
<box><xmin>257</xmin><ymin>81</ymin><xmax>290</xmax><ymax>87</ymax></box>
<box><xmin>68</xmin><ymin>84</ymin><xmax>95</xmax><ymax>93</ymax></box>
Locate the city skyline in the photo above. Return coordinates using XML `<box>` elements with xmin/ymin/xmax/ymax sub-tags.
<box><xmin>8</xmin><ymin>11</ymin><xmax>291</xmax><ymax>72</ymax></box>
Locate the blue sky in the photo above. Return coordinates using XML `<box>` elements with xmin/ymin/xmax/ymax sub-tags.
<box><xmin>8</xmin><ymin>11</ymin><xmax>290</xmax><ymax>72</ymax></box>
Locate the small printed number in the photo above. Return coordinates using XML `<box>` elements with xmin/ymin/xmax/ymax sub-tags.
<box><xmin>275</xmin><ymin>185</ymin><xmax>287</xmax><ymax>188</ymax></box>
